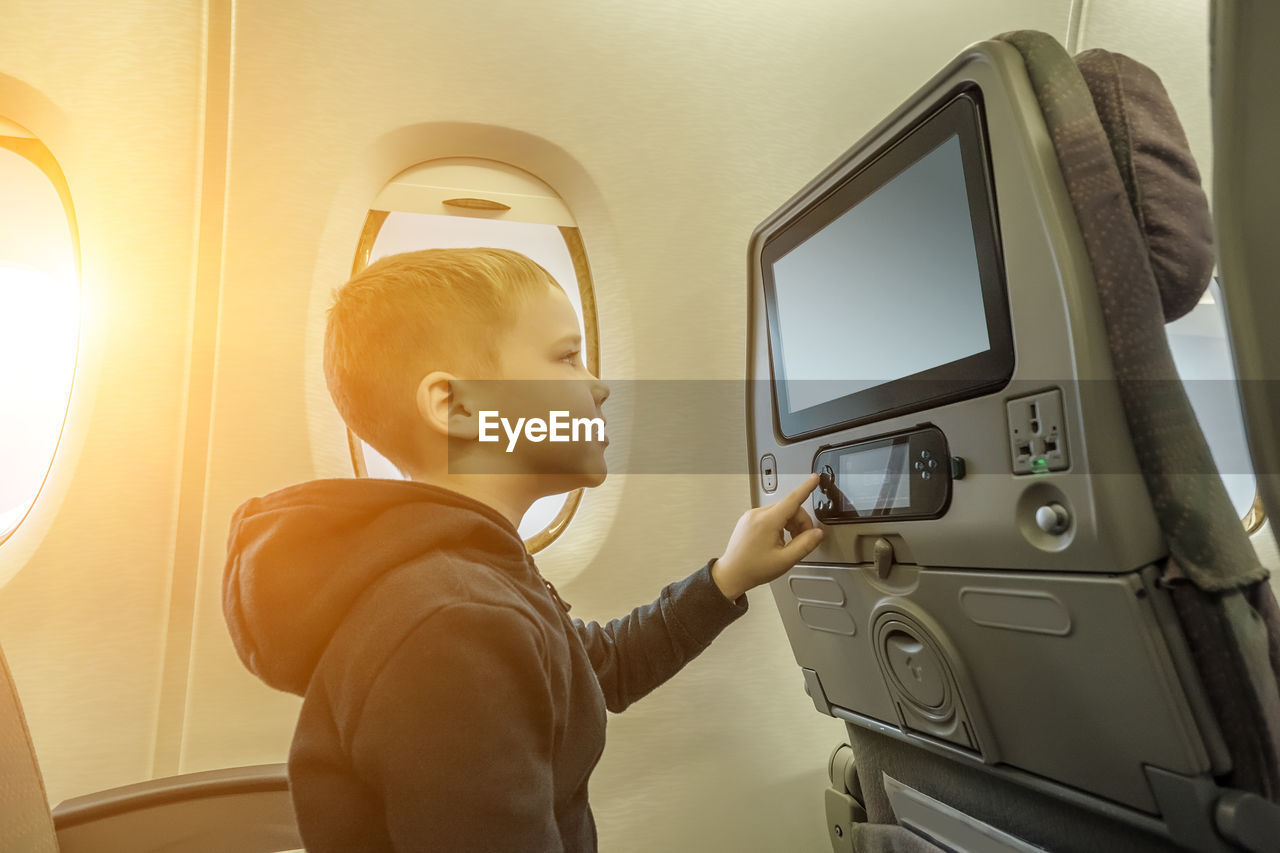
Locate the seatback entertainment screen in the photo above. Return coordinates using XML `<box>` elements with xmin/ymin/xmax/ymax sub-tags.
<box><xmin>761</xmin><ymin>90</ymin><xmax>1013</xmax><ymax>439</ymax></box>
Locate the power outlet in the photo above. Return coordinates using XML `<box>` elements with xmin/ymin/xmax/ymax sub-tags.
<box><xmin>1007</xmin><ymin>389</ymin><xmax>1069</xmax><ymax>474</ymax></box>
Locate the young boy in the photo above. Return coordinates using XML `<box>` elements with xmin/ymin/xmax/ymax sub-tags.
<box><xmin>222</xmin><ymin>248</ymin><xmax>823</xmax><ymax>851</ymax></box>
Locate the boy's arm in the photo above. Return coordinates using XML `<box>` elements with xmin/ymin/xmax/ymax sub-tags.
<box><xmin>572</xmin><ymin>560</ymin><xmax>748</xmax><ymax>713</ymax></box>
<box><xmin>349</xmin><ymin>602</ymin><xmax>563</xmax><ymax>853</ymax></box>
<box><xmin>575</xmin><ymin>475</ymin><xmax>825</xmax><ymax>713</ymax></box>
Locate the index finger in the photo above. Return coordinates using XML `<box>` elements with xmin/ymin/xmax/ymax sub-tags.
<box><xmin>783</xmin><ymin>503</ymin><xmax>815</xmax><ymax>538</ymax></box>
<box><xmin>768</xmin><ymin>472</ymin><xmax>821</xmax><ymax>520</ymax></box>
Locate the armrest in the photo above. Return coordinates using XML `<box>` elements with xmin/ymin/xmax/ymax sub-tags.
<box><xmin>51</xmin><ymin>763</ymin><xmax>302</xmax><ymax>853</ymax></box>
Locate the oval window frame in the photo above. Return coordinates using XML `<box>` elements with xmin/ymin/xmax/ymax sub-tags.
<box><xmin>346</xmin><ymin>159</ymin><xmax>600</xmax><ymax>553</ymax></box>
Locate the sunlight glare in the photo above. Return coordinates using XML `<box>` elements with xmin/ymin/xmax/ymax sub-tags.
<box><xmin>0</xmin><ymin>264</ymin><xmax>79</xmax><ymax>538</ymax></box>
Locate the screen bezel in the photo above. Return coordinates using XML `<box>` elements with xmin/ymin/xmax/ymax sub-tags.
<box><xmin>761</xmin><ymin>87</ymin><xmax>1014</xmax><ymax>441</ymax></box>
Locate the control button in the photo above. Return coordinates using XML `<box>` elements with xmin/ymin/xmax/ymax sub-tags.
<box><xmin>950</xmin><ymin>457</ymin><xmax>967</xmax><ymax>480</ymax></box>
<box><xmin>1035</xmin><ymin>503</ymin><xmax>1071</xmax><ymax>535</ymax></box>
<box><xmin>760</xmin><ymin>454</ymin><xmax>778</xmax><ymax>493</ymax></box>
<box><xmin>920</xmin><ymin>470</ymin><xmax>931</xmax><ymax>480</ymax></box>
<box><xmin>818</xmin><ymin>465</ymin><xmax>835</xmax><ymax>494</ymax></box>
<box><xmin>914</xmin><ymin>461</ymin><xmax>923</xmax><ymax>471</ymax></box>
<box><xmin>920</xmin><ymin>449</ymin><xmax>932</xmax><ymax>460</ymax></box>
<box><xmin>927</xmin><ymin>458</ymin><xmax>938</xmax><ymax>470</ymax></box>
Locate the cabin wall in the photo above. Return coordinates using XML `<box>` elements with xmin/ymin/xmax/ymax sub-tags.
<box><xmin>1</xmin><ymin>2</ymin><xmax>1253</xmax><ymax>852</ymax></box>
<box><xmin>0</xmin><ymin>0</ymin><xmax>206</xmax><ymax>803</ymax></box>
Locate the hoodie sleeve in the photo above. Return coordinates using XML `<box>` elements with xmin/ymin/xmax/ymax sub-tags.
<box><xmin>573</xmin><ymin>560</ymin><xmax>749</xmax><ymax>713</ymax></box>
<box><xmin>349</xmin><ymin>602</ymin><xmax>562</xmax><ymax>853</ymax></box>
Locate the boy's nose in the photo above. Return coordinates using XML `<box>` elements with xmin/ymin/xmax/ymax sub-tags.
<box><xmin>590</xmin><ymin>377</ymin><xmax>610</xmax><ymax>409</ymax></box>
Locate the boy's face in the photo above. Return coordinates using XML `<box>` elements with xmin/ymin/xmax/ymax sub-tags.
<box><xmin>461</xmin><ymin>281</ymin><xmax>610</xmax><ymax>491</ymax></box>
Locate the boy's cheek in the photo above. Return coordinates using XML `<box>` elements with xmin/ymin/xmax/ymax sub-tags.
<box><xmin>465</xmin><ymin>416</ymin><xmax>606</xmax><ymax>478</ymax></box>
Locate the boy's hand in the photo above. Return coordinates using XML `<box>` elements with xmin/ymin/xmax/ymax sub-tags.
<box><xmin>711</xmin><ymin>473</ymin><xmax>824</xmax><ymax>601</ymax></box>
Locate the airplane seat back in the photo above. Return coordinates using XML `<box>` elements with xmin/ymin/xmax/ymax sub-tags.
<box><xmin>0</xmin><ymin>641</ymin><xmax>59</xmax><ymax>852</ymax></box>
<box><xmin>746</xmin><ymin>29</ymin><xmax>1280</xmax><ymax>853</ymax></box>
<box><xmin>1010</xmin><ymin>27</ymin><xmax>1280</xmax><ymax>803</ymax></box>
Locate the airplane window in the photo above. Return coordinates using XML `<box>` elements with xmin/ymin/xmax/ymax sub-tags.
<box><xmin>349</xmin><ymin>158</ymin><xmax>599</xmax><ymax>552</ymax></box>
<box><xmin>1165</xmin><ymin>276</ymin><xmax>1262</xmax><ymax>529</ymax></box>
<box><xmin>0</xmin><ymin>119</ymin><xmax>79</xmax><ymax>546</ymax></box>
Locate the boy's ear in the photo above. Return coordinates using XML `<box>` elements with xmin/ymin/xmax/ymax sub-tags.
<box><xmin>415</xmin><ymin>371</ymin><xmax>480</xmax><ymax>440</ymax></box>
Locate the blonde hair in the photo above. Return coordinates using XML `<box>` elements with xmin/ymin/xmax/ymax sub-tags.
<box><xmin>323</xmin><ymin>247</ymin><xmax>559</xmax><ymax>473</ymax></box>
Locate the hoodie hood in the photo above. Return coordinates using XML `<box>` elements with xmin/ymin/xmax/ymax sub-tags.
<box><xmin>223</xmin><ymin>477</ymin><xmax>532</xmax><ymax>696</ymax></box>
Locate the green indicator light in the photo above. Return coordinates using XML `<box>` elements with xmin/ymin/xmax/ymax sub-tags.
<box><xmin>1032</xmin><ymin>458</ymin><xmax>1049</xmax><ymax>473</ymax></box>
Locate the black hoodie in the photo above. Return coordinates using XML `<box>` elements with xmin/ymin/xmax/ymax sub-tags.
<box><xmin>222</xmin><ymin>477</ymin><xmax>749</xmax><ymax>852</ymax></box>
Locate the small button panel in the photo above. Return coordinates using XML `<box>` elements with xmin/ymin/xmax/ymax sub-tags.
<box><xmin>760</xmin><ymin>454</ymin><xmax>778</xmax><ymax>493</ymax></box>
<box><xmin>810</xmin><ymin>424</ymin><xmax>953</xmax><ymax>524</ymax></box>
<box><xmin>814</xmin><ymin>464</ymin><xmax>836</xmax><ymax>512</ymax></box>
<box><xmin>918</xmin><ymin>449</ymin><xmax>936</xmax><ymax>480</ymax></box>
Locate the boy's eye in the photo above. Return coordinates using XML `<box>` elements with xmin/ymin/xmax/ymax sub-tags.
<box><xmin>559</xmin><ymin>350</ymin><xmax>581</xmax><ymax>364</ymax></box>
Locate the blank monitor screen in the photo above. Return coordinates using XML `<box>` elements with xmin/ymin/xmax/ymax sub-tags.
<box><xmin>838</xmin><ymin>438</ymin><xmax>912</xmax><ymax>514</ymax></box>
<box><xmin>774</xmin><ymin>134</ymin><xmax>988</xmax><ymax>411</ymax></box>
<box><xmin>761</xmin><ymin>90</ymin><xmax>1013</xmax><ymax>439</ymax></box>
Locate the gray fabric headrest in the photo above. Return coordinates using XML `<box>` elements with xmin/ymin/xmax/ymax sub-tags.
<box><xmin>1074</xmin><ymin>48</ymin><xmax>1215</xmax><ymax>323</ymax></box>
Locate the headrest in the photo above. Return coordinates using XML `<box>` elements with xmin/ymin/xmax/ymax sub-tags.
<box><xmin>1073</xmin><ymin>48</ymin><xmax>1215</xmax><ymax>323</ymax></box>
